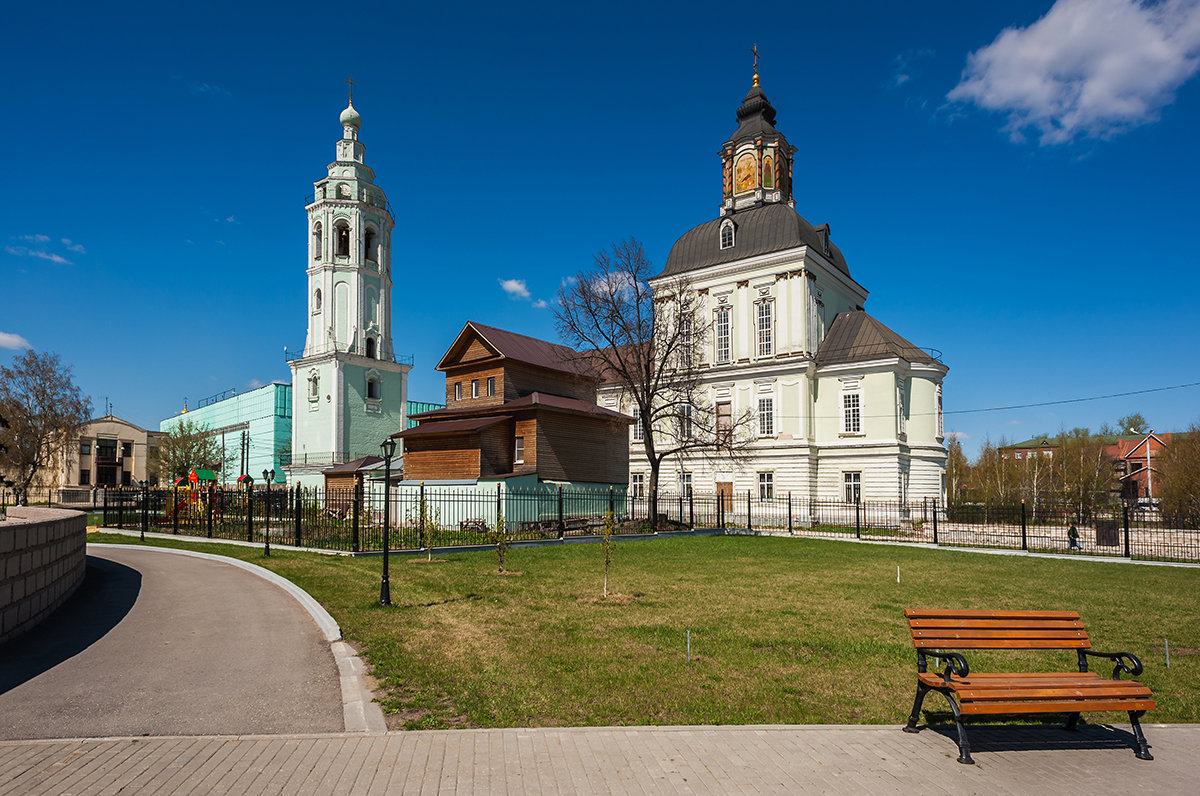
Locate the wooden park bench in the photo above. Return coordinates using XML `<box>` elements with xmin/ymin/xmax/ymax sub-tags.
<box><xmin>902</xmin><ymin>609</ymin><xmax>1155</xmax><ymax>764</ymax></box>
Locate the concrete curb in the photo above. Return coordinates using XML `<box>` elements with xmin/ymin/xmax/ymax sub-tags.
<box><xmin>88</xmin><ymin>543</ymin><xmax>388</xmax><ymax>733</ymax></box>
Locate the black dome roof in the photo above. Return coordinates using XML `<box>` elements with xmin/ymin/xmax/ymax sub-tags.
<box><xmin>659</xmin><ymin>203</ymin><xmax>850</xmax><ymax>278</ymax></box>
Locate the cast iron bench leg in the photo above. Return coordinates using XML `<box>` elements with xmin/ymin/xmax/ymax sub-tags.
<box><xmin>1129</xmin><ymin>711</ymin><xmax>1153</xmax><ymax>760</ymax></box>
<box><xmin>938</xmin><ymin>690</ymin><xmax>973</xmax><ymax>764</ymax></box>
<box><xmin>1064</xmin><ymin>712</ymin><xmax>1081</xmax><ymax>731</ymax></box>
<box><xmin>903</xmin><ymin>682</ymin><xmax>930</xmax><ymax>733</ymax></box>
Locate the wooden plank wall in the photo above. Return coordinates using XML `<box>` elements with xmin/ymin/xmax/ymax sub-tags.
<box><xmin>537</xmin><ymin>413</ymin><xmax>629</xmax><ymax>483</ymax></box>
<box><xmin>402</xmin><ymin>436</ymin><xmax>484</xmax><ymax>481</ymax></box>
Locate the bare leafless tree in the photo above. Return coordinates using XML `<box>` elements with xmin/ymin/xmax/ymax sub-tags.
<box><xmin>556</xmin><ymin>239</ymin><xmax>754</xmax><ymax>518</ymax></box>
<box><xmin>0</xmin><ymin>350</ymin><xmax>92</xmax><ymax>503</ymax></box>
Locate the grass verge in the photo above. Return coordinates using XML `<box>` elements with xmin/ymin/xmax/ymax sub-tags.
<box><xmin>88</xmin><ymin>532</ymin><xmax>1199</xmax><ymax>729</ymax></box>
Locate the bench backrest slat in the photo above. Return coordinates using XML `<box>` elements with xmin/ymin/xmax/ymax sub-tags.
<box><xmin>906</xmin><ymin>609</ymin><xmax>1092</xmax><ymax>651</ymax></box>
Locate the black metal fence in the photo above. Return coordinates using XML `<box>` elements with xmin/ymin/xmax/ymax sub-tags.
<box><xmin>81</xmin><ymin>486</ymin><xmax>1200</xmax><ymax>564</ymax></box>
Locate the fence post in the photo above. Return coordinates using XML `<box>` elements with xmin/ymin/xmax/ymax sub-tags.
<box><xmin>140</xmin><ymin>483</ymin><xmax>148</xmax><ymax>541</ymax></box>
<box><xmin>787</xmin><ymin>491</ymin><xmax>793</xmax><ymax>534</ymax></box>
<box><xmin>688</xmin><ymin>487</ymin><xmax>694</xmax><ymax>529</ymax></box>
<box><xmin>103</xmin><ymin>489</ymin><xmax>109</xmax><ymax>527</ymax></box>
<box><xmin>678</xmin><ymin>492</ymin><xmax>683</xmax><ymax>528</ymax></box>
<box><xmin>172</xmin><ymin>484</ymin><xmax>179</xmax><ymax>534</ymax></box>
<box><xmin>932</xmin><ymin>498</ymin><xmax>939</xmax><ymax>545</ymax></box>
<box><xmin>421</xmin><ymin>481</ymin><xmax>428</xmax><ymax>549</ymax></box>
<box><xmin>747</xmin><ymin>491</ymin><xmax>753</xmax><ymax>532</ymax></box>
<box><xmin>245</xmin><ymin>485</ymin><xmax>253</xmax><ymax>543</ymax></box>
<box><xmin>351</xmin><ymin>483</ymin><xmax>361</xmax><ymax>552</ymax></box>
<box><xmin>855</xmin><ymin>498</ymin><xmax>861</xmax><ymax>539</ymax></box>
<box><xmin>609</xmin><ymin>485</ymin><xmax>615</xmax><ymax>519</ymax></box>
<box><xmin>496</xmin><ymin>482</ymin><xmax>502</xmax><ymax>529</ymax></box>
<box><xmin>117</xmin><ymin>490</ymin><xmax>124</xmax><ymax>530</ymax></box>
<box><xmin>1020</xmin><ymin>500</ymin><xmax>1027</xmax><ymax>551</ymax></box>
<box><xmin>294</xmin><ymin>487</ymin><xmax>302</xmax><ymax>547</ymax></box>
<box><xmin>1123</xmin><ymin>502</ymin><xmax>1131</xmax><ymax>558</ymax></box>
<box><xmin>557</xmin><ymin>484</ymin><xmax>565</xmax><ymax>539</ymax></box>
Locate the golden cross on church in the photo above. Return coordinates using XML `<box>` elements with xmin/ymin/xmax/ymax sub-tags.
<box><xmin>346</xmin><ymin>77</ymin><xmax>356</xmax><ymax>104</ymax></box>
<box><xmin>751</xmin><ymin>44</ymin><xmax>760</xmax><ymax>86</ymax></box>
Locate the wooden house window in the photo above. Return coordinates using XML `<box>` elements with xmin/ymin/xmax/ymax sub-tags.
<box><xmin>471</xmin><ymin>380</ymin><xmax>479</xmax><ymax>398</ymax></box>
<box><xmin>487</xmin><ymin>377</ymin><xmax>495</xmax><ymax>396</ymax></box>
<box><xmin>454</xmin><ymin>382</ymin><xmax>462</xmax><ymax>401</ymax></box>
<box><xmin>514</xmin><ymin>436</ymin><xmax>525</xmax><ymax>464</ymax></box>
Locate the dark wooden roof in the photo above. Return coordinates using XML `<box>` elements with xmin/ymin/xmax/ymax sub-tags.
<box><xmin>437</xmin><ymin>321</ymin><xmax>596</xmax><ymax>378</ymax></box>
<box><xmin>815</xmin><ymin>311</ymin><xmax>942</xmax><ymax>367</ymax></box>
<box><xmin>392</xmin><ymin>415</ymin><xmax>513</xmax><ymax>438</ymax></box>
<box><xmin>321</xmin><ymin>455</ymin><xmax>384</xmax><ymax>474</ymax></box>
<box><xmin>408</xmin><ymin>392</ymin><xmax>631</xmax><ymax>423</ymax></box>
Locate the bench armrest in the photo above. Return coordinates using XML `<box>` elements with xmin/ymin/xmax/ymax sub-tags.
<box><xmin>1079</xmin><ymin>649</ymin><xmax>1144</xmax><ymax>679</ymax></box>
<box><xmin>919</xmin><ymin>649</ymin><xmax>970</xmax><ymax>683</ymax></box>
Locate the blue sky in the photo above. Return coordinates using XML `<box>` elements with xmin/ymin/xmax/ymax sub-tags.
<box><xmin>3</xmin><ymin>0</ymin><xmax>1199</xmax><ymax>457</ymax></box>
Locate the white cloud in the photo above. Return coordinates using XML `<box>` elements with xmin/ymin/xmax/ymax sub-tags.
<box><xmin>5</xmin><ymin>245</ymin><xmax>72</xmax><ymax>265</ymax></box>
<box><xmin>190</xmin><ymin>81</ymin><xmax>231</xmax><ymax>98</ymax></box>
<box><xmin>19</xmin><ymin>234</ymin><xmax>50</xmax><ymax>243</ymax></box>
<box><xmin>1005</xmin><ymin>419</ymin><xmax>1023</xmax><ymax>425</ymax></box>
<box><xmin>890</xmin><ymin>48</ymin><xmax>934</xmax><ymax>89</ymax></box>
<box><xmin>246</xmin><ymin>378</ymin><xmax>264</xmax><ymax>389</ymax></box>
<box><xmin>532</xmin><ymin>299</ymin><xmax>549</xmax><ymax>309</ymax></box>
<box><xmin>946</xmin><ymin>431</ymin><xmax>972</xmax><ymax>441</ymax></box>
<box><xmin>0</xmin><ymin>331</ymin><xmax>31</xmax><ymax>350</ymax></box>
<box><xmin>499</xmin><ymin>278</ymin><xmax>531</xmax><ymax>300</ymax></box>
<box><xmin>948</xmin><ymin>0</ymin><xmax>1200</xmax><ymax>144</ymax></box>
<box><xmin>61</xmin><ymin>238</ymin><xmax>86</xmax><ymax>254</ymax></box>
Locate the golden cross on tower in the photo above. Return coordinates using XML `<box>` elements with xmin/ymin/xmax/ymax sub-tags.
<box><xmin>346</xmin><ymin>77</ymin><xmax>356</xmax><ymax>104</ymax></box>
<box><xmin>751</xmin><ymin>44</ymin><xmax>760</xmax><ymax>86</ymax></box>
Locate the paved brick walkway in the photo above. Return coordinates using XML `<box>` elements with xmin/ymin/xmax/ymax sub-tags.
<box><xmin>1</xmin><ymin>723</ymin><xmax>1194</xmax><ymax>795</ymax></box>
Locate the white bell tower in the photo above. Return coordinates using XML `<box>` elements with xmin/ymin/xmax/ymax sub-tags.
<box><xmin>286</xmin><ymin>88</ymin><xmax>410</xmax><ymax>486</ymax></box>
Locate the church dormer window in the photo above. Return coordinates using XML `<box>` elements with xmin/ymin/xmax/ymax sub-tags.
<box><xmin>365</xmin><ymin>337</ymin><xmax>376</xmax><ymax>359</ymax></box>
<box><xmin>720</xmin><ymin>220</ymin><xmax>735</xmax><ymax>250</ymax></box>
<box><xmin>312</xmin><ymin>223</ymin><xmax>322</xmax><ymax>259</ymax></box>
<box><xmin>364</xmin><ymin>228</ymin><xmax>377</xmax><ymax>262</ymax></box>
<box><xmin>335</xmin><ymin>221</ymin><xmax>350</xmax><ymax>257</ymax></box>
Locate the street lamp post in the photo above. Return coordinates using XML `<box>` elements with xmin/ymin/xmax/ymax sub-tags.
<box><xmin>379</xmin><ymin>437</ymin><xmax>397</xmax><ymax>606</ymax></box>
<box><xmin>138</xmin><ymin>479</ymin><xmax>148</xmax><ymax>541</ymax></box>
<box><xmin>262</xmin><ymin>469</ymin><xmax>275</xmax><ymax>556</ymax></box>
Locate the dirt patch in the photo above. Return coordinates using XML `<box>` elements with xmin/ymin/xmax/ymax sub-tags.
<box><xmin>576</xmin><ymin>593</ymin><xmax>638</xmax><ymax>605</ymax></box>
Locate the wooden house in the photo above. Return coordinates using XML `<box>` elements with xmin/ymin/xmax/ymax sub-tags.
<box><xmin>394</xmin><ymin>322</ymin><xmax>631</xmax><ymax>486</ymax></box>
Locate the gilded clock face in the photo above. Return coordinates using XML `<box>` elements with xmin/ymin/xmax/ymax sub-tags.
<box><xmin>734</xmin><ymin>153</ymin><xmax>758</xmax><ymax>193</ymax></box>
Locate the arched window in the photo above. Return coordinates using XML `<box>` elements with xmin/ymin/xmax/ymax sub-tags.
<box><xmin>365</xmin><ymin>337</ymin><xmax>376</xmax><ymax>359</ymax></box>
<box><xmin>308</xmin><ymin>371</ymin><xmax>320</xmax><ymax>401</ymax></box>
<box><xmin>364</xmin><ymin>228</ymin><xmax>377</xmax><ymax>262</ymax></box>
<box><xmin>312</xmin><ymin>223</ymin><xmax>322</xmax><ymax>259</ymax></box>
<box><xmin>335</xmin><ymin>221</ymin><xmax>350</xmax><ymax>257</ymax></box>
<box><xmin>313</xmin><ymin>288</ymin><xmax>322</xmax><ymax>313</ymax></box>
<box><xmin>366</xmin><ymin>373</ymin><xmax>381</xmax><ymax>400</ymax></box>
<box><xmin>720</xmin><ymin>220</ymin><xmax>735</xmax><ymax>250</ymax></box>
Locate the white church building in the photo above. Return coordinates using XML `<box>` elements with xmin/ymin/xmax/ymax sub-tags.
<box><xmin>286</xmin><ymin>97</ymin><xmax>411</xmax><ymax>486</ymax></box>
<box><xmin>602</xmin><ymin>74</ymin><xmax>948</xmax><ymax>504</ymax></box>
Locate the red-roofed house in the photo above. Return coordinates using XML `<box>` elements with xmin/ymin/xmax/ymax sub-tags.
<box><xmin>393</xmin><ymin>322</ymin><xmax>632</xmax><ymax>487</ymax></box>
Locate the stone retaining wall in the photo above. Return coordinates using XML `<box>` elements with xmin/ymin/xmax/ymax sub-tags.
<box><xmin>0</xmin><ymin>507</ymin><xmax>87</xmax><ymax>644</ymax></box>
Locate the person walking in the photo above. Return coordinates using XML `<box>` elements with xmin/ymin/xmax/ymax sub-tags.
<box><xmin>1067</xmin><ymin>523</ymin><xmax>1081</xmax><ymax>551</ymax></box>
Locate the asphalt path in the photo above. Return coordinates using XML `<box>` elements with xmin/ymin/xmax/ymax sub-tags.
<box><xmin>0</xmin><ymin>546</ymin><xmax>343</xmax><ymax>740</ymax></box>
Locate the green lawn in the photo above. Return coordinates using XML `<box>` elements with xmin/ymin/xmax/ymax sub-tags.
<box><xmin>89</xmin><ymin>532</ymin><xmax>1199</xmax><ymax>729</ymax></box>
